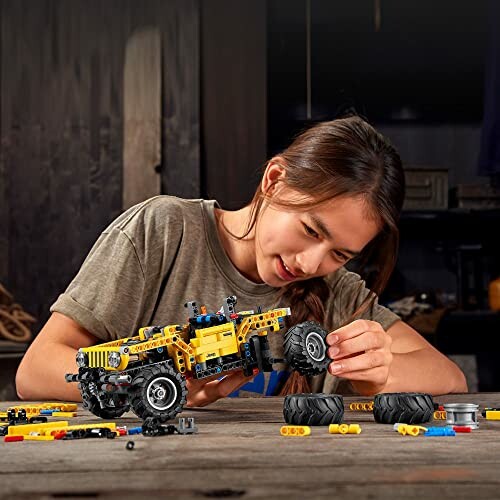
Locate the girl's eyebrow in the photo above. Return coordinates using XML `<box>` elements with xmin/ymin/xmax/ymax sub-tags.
<box><xmin>308</xmin><ymin>214</ymin><xmax>360</xmax><ymax>258</ymax></box>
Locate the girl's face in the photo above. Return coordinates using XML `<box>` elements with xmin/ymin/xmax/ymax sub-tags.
<box><xmin>253</xmin><ymin>188</ymin><xmax>380</xmax><ymax>287</ymax></box>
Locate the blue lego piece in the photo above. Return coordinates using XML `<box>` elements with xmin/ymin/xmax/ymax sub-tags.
<box><xmin>40</xmin><ymin>410</ymin><xmax>54</xmax><ymax>415</ymax></box>
<box><xmin>128</xmin><ymin>427</ymin><xmax>143</xmax><ymax>435</ymax></box>
<box><xmin>424</xmin><ymin>427</ymin><xmax>456</xmax><ymax>436</ymax></box>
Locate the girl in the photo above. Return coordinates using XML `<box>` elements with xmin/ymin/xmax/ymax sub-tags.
<box><xmin>16</xmin><ymin>116</ymin><xmax>467</xmax><ymax>403</ymax></box>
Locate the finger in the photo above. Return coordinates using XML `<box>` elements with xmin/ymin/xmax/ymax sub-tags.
<box><xmin>326</xmin><ymin>319</ymin><xmax>380</xmax><ymax>345</ymax></box>
<box><xmin>327</xmin><ymin>329</ymin><xmax>386</xmax><ymax>359</ymax></box>
<box><xmin>328</xmin><ymin>350</ymin><xmax>390</xmax><ymax>376</ymax></box>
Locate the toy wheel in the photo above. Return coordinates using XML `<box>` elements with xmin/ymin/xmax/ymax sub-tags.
<box><xmin>283</xmin><ymin>393</ymin><xmax>344</xmax><ymax>426</ymax></box>
<box><xmin>80</xmin><ymin>382</ymin><xmax>130</xmax><ymax>419</ymax></box>
<box><xmin>373</xmin><ymin>392</ymin><xmax>434</xmax><ymax>424</ymax></box>
<box><xmin>284</xmin><ymin>321</ymin><xmax>330</xmax><ymax>376</ymax></box>
<box><xmin>130</xmin><ymin>363</ymin><xmax>187</xmax><ymax>422</ymax></box>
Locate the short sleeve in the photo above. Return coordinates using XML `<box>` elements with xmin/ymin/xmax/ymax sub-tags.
<box><xmin>50</xmin><ymin>228</ymin><xmax>146</xmax><ymax>341</ymax></box>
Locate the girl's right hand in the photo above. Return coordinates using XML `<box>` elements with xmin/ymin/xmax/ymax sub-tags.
<box><xmin>185</xmin><ymin>371</ymin><xmax>254</xmax><ymax>407</ymax></box>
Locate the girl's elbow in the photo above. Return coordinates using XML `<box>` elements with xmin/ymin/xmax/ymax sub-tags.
<box><xmin>15</xmin><ymin>360</ymin><xmax>36</xmax><ymax>400</ymax></box>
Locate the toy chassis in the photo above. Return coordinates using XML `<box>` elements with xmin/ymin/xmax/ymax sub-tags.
<box><xmin>66</xmin><ymin>296</ymin><xmax>317</xmax><ymax>422</ymax></box>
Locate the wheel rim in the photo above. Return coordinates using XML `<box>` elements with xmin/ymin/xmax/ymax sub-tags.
<box><xmin>305</xmin><ymin>331</ymin><xmax>326</xmax><ymax>362</ymax></box>
<box><xmin>146</xmin><ymin>376</ymin><xmax>178</xmax><ymax>411</ymax></box>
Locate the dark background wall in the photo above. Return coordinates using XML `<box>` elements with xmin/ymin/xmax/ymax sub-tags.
<box><xmin>0</xmin><ymin>0</ymin><xmax>199</xmax><ymax>330</ymax></box>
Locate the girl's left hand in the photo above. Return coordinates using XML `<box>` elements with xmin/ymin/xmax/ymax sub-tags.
<box><xmin>325</xmin><ymin>319</ymin><xmax>393</xmax><ymax>388</ymax></box>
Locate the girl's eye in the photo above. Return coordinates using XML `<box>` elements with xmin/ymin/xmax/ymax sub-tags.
<box><xmin>333</xmin><ymin>250</ymin><xmax>349</xmax><ymax>263</ymax></box>
<box><xmin>303</xmin><ymin>224</ymin><xmax>319</xmax><ymax>238</ymax></box>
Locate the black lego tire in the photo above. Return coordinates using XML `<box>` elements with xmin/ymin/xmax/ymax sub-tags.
<box><xmin>373</xmin><ymin>392</ymin><xmax>434</xmax><ymax>424</ymax></box>
<box><xmin>130</xmin><ymin>363</ymin><xmax>187</xmax><ymax>422</ymax></box>
<box><xmin>283</xmin><ymin>393</ymin><xmax>344</xmax><ymax>426</ymax></box>
<box><xmin>80</xmin><ymin>381</ymin><xmax>130</xmax><ymax>419</ymax></box>
<box><xmin>284</xmin><ymin>321</ymin><xmax>330</xmax><ymax>376</ymax></box>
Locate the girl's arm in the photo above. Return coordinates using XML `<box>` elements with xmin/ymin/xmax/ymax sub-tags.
<box><xmin>16</xmin><ymin>312</ymin><xmax>98</xmax><ymax>401</ymax></box>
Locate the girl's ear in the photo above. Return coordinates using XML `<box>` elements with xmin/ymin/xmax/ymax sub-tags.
<box><xmin>261</xmin><ymin>159</ymin><xmax>286</xmax><ymax>195</ymax></box>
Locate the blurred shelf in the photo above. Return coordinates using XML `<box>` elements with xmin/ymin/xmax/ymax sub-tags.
<box><xmin>0</xmin><ymin>340</ymin><xmax>28</xmax><ymax>358</ymax></box>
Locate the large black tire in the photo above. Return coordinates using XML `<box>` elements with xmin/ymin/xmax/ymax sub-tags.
<box><xmin>284</xmin><ymin>321</ymin><xmax>330</xmax><ymax>376</ymax></box>
<box><xmin>283</xmin><ymin>393</ymin><xmax>344</xmax><ymax>426</ymax></box>
<box><xmin>373</xmin><ymin>392</ymin><xmax>434</xmax><ymax>424</ymax></box>
<box><xmin>130</xmin><ymin>363</ymin><xmax>187</xmax><ymax>422</ymax></box>
<box><xmin>80</xmin><ymin>381</ymin><xmax>130</xmax><ymax>419</ymax></box>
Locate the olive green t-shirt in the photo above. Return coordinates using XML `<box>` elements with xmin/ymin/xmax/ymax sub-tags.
<box><xmin>50</xmin><ymin>196</ymin><xmax>400</xmax><ymax>395</ymax></box>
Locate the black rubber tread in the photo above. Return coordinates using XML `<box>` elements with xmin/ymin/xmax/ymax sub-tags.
<box><xmin>373</xmin><ymin>392</ymin><xmax>434</xmax><ymax>424</ymax></box>
<box><xmin>129</xmin><ymin>363</ymin><xmax>187</xmax><ymax>422</ymax></box>
<box><xmin>283</xmin><ymin>393</ymin><xmax>344</xmax><ymax>426</ymax></box>
<box><xmin>284</xmin><ymin>321</ymin><xmax>330</xmax><ymax>376</ymax></box>
<box><xmin>80</xmin><ymin>382</ymin><xmax>130</xmax><ymax>419</ymax></box>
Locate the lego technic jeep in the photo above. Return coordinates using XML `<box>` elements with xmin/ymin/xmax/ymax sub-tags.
<box><xmin>66</xmin><ymin>296</ymin><xmax>296</xmax><ymax>421</ymax></box>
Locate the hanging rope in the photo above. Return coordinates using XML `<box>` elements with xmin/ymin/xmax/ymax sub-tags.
<box><xmin>0</xmin><ymin>283</ymin><xmax>35</xmax><ymax>342</ymax></box>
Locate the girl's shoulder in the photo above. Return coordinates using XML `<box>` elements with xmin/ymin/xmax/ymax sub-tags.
<box><xmin>101</xmin><ymin>196</ymin><xmax>218</xmax><ymax>238</ymax></box>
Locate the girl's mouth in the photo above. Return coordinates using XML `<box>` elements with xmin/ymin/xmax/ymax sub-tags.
<box><xmin>277</xmin><ymin>256</ymin><xmax>297</xmax><ymax>281</ymax></box>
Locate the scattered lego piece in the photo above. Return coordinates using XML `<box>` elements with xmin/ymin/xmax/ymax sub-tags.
<box><xmin>481</xmin><ymin>407</ymin><xmax>500</xmax><ymax>418</ymax></box>
<box><xmin>51</xmin><ymin>412</ymin><xmax>77</xmax><ymax>418</ymax></box>
<box><xmin>453</xmin><ymin>426</ymin><xmax>472</xmax><ymax>433</ymax></box>
<box><xmin>424</xmin><ymin>427</ymin><xmax>456</xmax><ymax>436</ymax></box>
<box><xmin>349</xmin><ymin>402</ymin><xmax>373</xmax><ymax>411</ymax></box>
<box><xmin>328</xmin><ymin>423</ymin><xmax>362</xmax><ymax>434</ymax></box>
<box><xmin>280</xmin><ymin>425</ymin><xmax>311</xmax><ymax>436</ymax></box>
<box><xmin>443</xmin><ymin>403</ymin><xmax>479</xmax><ymax>429</ymax></box>
<box><xmin>126</xmin><ymin>440</ymin><xmax>135</xmax><ymax>450</ymax></box>
<box><xmin>393</xmin><ymin>423</ymin><xmax>428</xmax><ymax>436</ymax></box>
<box><xmin>142</xmin><ymin>417</ymin><xmax>198</xmax><ymax>437</ymax></box>
<box><xmin>24</xmin><ymin>434</ymin><xmax>54</xmax><ymax>441</ymax></box>
<box><xmin>128</xmin><ymin>426</ymin><xmax>143</xmax><ymax>435</ymax></box>
<box><xmin>433</xmin><ymin>410</ymin><xmax>447</xmax><ymax>420</ymax></box>
<box><xmin>4</xmin><ymin>435</ymin><xmax>24</xmax><ymax>442</ymax></box>
<box><xmin>485</xmin><ymin>410</ymin><xmax>500</xmax><ymax>421</ymax></box>
<box><xmin>7</xmin><ymin>421</ymin><xmax>68</xmax><ymax>437</ymax></box>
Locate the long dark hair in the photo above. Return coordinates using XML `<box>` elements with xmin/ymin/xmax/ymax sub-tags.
<box><xmin>228</xmin><ymin>116</ymin><xmax>404</xmax><ymax>393</ymax></box>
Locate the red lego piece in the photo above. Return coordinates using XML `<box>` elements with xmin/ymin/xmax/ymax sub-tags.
<box><xmin>453</xmin><ymin>426</ymin><xmax>472</xmax><ymax>433</ymax></box>
<box><xmin>4</xmin><ymin>435</ymin><xmax>24</xmax><ymax>442</ymax></box>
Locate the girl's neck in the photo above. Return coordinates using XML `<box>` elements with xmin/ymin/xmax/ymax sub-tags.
<box><xmin>214</xmin><ymin>205</ymin><xmax>262</xmax><ymax>283</ymax></box>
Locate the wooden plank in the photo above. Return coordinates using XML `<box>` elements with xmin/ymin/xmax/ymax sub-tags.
<box><xmin>123</xmin><ymin>26</ymin><xmax>162</xmax><ymax>210</ymax></box>
<box><xmin>202</xmin><ymin>0</ymin><xmax>267</xmax><ymax>209</ymax></box>
<box><xmin>160</xmin><ymin>0</ymin><xmax>200</xmax><ymax>199</ymax></box>
<box><xmin>0</xmin><ymin>2</ymin><xmax>6</xmax><ymax>285</ymax></box>
<box><xmin>0</xmin><ymin>0</ymin><xmax>126</xmax><ymax>330</ymax></box>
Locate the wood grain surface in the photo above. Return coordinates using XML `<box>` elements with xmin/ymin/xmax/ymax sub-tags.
<box><xmin>1</xmin><ymin>393</ymin><xmax>499</xmax><ymax>499</ymax></box>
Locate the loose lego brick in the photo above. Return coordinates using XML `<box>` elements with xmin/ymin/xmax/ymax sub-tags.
<box><xmin>280</xmin><ymin>425</ymin><xmax>311</xmax><ymax>436</ymax></box>
<box><xmin>424</xmin><ymin>427</ymin><xmax>456</xmax><ymax>436</ymax></box>
<box><xmin>4</xmin><ymin>435</ymin><xmax>24</xmax><ymax>442</ymax></box>
<box><xmin>7</xmin><ymin>421</ymin><xmax>68</xmax><ymax>436</ymax></box>
<box><xmin>51</xmin><ymin>412</ymin><xmax>77</xmax><ymax>418</ymax></box>
<box><xmin>128</xmin><ymin>427</ymin><xmax>143</xmax><ymax>435</ymax></box>
<box><xmin>24</xmin><ymin>435</ymin><xmax>55</xmax><ymax>441</ymax></box>
<box><xmin>329</xmin><ymin>423</ymin><xmax>362</xmax><ymax>434</ymax></box>
<box><xmin>453</xmin><ymin>426</ymin><xmax>472</xmax><ymax>433</ymax></box>
<box><xmin>485</xmin><ymin>410</ymin><xmax>500</xmax><ymax>420</ymax></box>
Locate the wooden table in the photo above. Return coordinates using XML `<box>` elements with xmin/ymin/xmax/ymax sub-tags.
<box><xmin>1</xmin><ymin>393</ymin><xmax>500</xmax><ymax>499</ymax></box>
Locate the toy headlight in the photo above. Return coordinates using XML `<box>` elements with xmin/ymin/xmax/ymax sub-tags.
<box><xmin>76</xmin><ymin>352</ymin><xmax>88</xmax><ymax>368</ymax></box>
<box><xmin>108</xmin><ymin>351</ymin><xmax>122</xmax><ymax>368</ymax></box>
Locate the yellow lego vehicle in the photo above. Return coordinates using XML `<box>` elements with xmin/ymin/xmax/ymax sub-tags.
<box><xmin>66</xmin><ymin>296</ymin><xmax>291</xmax><ymax>421</ymax></box>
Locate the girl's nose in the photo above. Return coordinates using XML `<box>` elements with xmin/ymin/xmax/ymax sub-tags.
<box><xmin>295</xmin><ymin>247</ymin><xmax>324</xmax><ymax>276</ymax></box>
